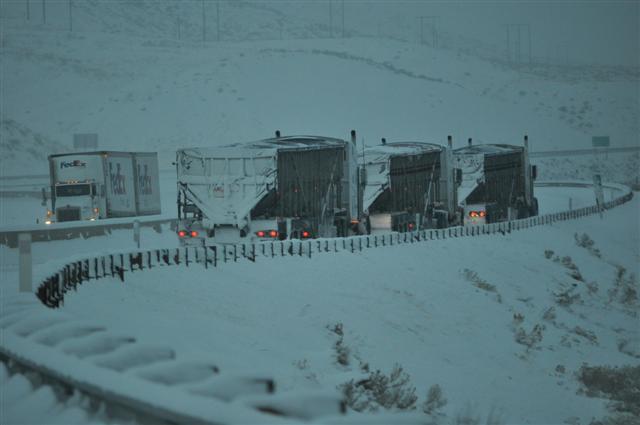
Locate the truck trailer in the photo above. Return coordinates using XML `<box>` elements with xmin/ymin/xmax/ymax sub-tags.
<box><xmin>176</xmin><ymin>131</ymin><xmax>361</xmax><ymax>245</ymax></box>
<box><xmin>453</xmin><ymin>136</ymin><xmax>537</xmax><ymax>225</ymax></box>
<box><xmin>46</xmin><ymin>151</ymin><xmax>161</xmax><ymax>223</ymax></box>
<box><xmin>361</xmin><ymin>137</ymin><xmax>460</xmax><ymax>232</ymax></box>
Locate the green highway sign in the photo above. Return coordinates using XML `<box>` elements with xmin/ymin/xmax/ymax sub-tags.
<box><xmin>592</xmin><ymin>136</ymin><xmax>610</xmax><ymax>147</ymax></box>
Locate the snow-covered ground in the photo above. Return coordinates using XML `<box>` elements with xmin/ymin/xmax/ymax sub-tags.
<box><xmin>2</xmin><ymin>191</ymin><xmax>638</xmax><ymax>424</ymax></box>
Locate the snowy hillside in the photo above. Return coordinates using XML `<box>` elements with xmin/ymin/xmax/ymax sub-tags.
<box><xmin>532</xmin><ymin>152</ymin><xmax>640</xmax><ymax>187</ymax></box>
<box><xmin>1</xmin><ymin>1</ymin><xmax>638</xmax><ymax>176</ymax></box>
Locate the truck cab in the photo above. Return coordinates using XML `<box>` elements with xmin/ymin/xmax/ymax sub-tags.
<box><xmin>49</xmin><ymin>181</ymin><xmax>102</xmax><ymax>223</ymax></box>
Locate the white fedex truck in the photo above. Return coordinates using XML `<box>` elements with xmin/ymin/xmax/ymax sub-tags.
<box><xmin>46</xmin><ymin>151</ymin><xmax>160</xmax><ymax>223</ymax></box>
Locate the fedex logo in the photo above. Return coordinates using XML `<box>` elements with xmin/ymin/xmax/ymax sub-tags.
<box><xmin>60</xmin><ymin>160</ymin><xmax>87</xmax><ymax>168</ymax></box>
<box><xmin>138</xmin><ymin>164</ymin><xmax>153</xmax><ymax>195</ymax></box>
<box><xmin>109</xmin><ymin>162</ymin><xmax>127</xmax><ymax>195</ymax></box>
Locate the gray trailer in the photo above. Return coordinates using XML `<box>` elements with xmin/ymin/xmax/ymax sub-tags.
<box><xmin>176</xmin><ymin>131</ymin><xmax>361</xmax><ymax>244</ymax></box>
<box><xmin>453</xmin><ymin>136</ymin><xmax>537</xmax><ymax>225</ymax></box>
<box><xmin>361</xmin><ymin>137</ymin><xmax>460</xmax><ymax>232</ymax></box>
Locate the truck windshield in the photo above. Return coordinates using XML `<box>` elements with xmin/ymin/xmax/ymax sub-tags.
<box><xmin>56</xmin><ymin>184</ymin><xmax>91</xmax><ymax>197</ymax></box>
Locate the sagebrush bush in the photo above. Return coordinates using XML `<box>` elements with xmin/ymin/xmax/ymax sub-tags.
<box><xmin>574</xmin><ymin>233</ymin><xmax>602</xmax><ymax>258</ymax></box>
<box><xmin>577</xmin><ymin>364</ymin><xmax>640</xmax><ymax>416</ymax></box>
<box><xmin>463</xmin><ymin>269</ymin><xmax>502</xmax><ymax>303</ymax></box>
<box><xmin>609</xmin><ymin>266</ymin><xmax>638</xmax><ymax>307</ymax></box>
<box><xmin>341</xmin><ymin>364</ymin><xmax>417</xmax><ymax>412</ymax></box>
<box><xmin>514</xmin><ymin>324</ymin><xmax>544</xmax><ymax>349</ymax></box>
<box><xmin>328</xmin><ymin>322</ymin><xmax>349</xmax><ymax>366</ymax></box>
<box><xmin>554</xmin><ymin>288</ymin><xmax>582</xmax><ymax>307</ymax></box>
<box><xmin>422</xmin><ymin>384</ymin><xmax>447</xmax><ymax>415</ymax></box>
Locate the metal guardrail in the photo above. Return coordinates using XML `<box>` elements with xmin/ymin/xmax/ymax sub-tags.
<box><xmin>35</xmin><ymin>183</ymin><xmax>634</xmax><ymax>309</ymax></box>
<box><xmin>530</xmin><ymin>146</ymin><xmax>640</xmax><ymax>158</ymax></box>
<box><xmin>0</xmin><ymin>216</ymin><xmax>176</xmax><ymax>248</ymax></box>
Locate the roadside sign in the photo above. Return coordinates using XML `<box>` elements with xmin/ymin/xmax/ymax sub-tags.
<box><xmin>73</xmin><ymin>133</ymin><xmax>98</xmax><ymax>150</ymax></box>
<box><xmin>592</xmin><ymin>136</ymin><xmax>610</xmax><ymax>148</ymax></box>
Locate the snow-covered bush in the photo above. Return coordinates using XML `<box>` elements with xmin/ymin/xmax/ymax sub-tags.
<box><xmin>327</xmin><ymin>322</ymin><xmax>350</xmax><ymax>366</ymax></box>
<box><xmin>463</xmin><ymin>269</ymin><xmax>502</xmax><ymax>303</ymax></box>
<box><xmin>574</xmin><ymin>233</ymin><xmax>602</xmax><ymax>258</ymax></box>
<box><xmin>577</xmin><ymin>364</ymin><xmax>640</xmax><ymax>417</ymax></box>
<box><xmin>454</xmin><ymin>405</ymin><xmax>503</xmax><ymax>425</ymax></box>
<box><xmin>340</xmin><ymin>364</ymin><xmax>417</xmax><ymax>412</ymax></box>
<box><xmin>514</xmin><ymin>324</ymin><xmax>545</xmax><ymax>349</ymax></box>
<box><xmin>335</xmin><ymin>339</ymin><xmax>350</xmax><ymax>366</ymax></box>
<box><xmin>617</xmin><ymin>339</ymin><xmax>640</xmax><ymax>359</ymax></box>
<box><xmin>560</xmin><ymin>256</ymin><xmax>583</xmax><ymax>282</ymax></box>
<box><xmin>554</xmin><ymin>288</ymin><xmax>582</xmax><ymax>307</ymax></box>
<box><xmin>608</xmin><ymin>266</ymin><xmax>638</xmax><ymax>307</ymax></box>
<box><xmin>542</xmin><ymin>307</ymin><xmax>556</xmax><ymax>322</ymax></box>
<box><xmin>422</xmin><ymin>384</ymin><xmax>447</xmax><ymax>415</ymax></box>
<box><xmin>573</xmin><ymin>326</ymin><xmax>598</xmax><ymax>345</ymax></box>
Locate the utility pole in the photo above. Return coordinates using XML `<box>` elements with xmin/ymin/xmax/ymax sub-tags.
<box><xmin>506</xmin><ymin>23</ymin><xmax>531</xmax><ymax>65</ymax></box>
<box><xmin>26</xmin><ymin>0</ymin><xmax>30</xmax><ymax>21</ymax></box>
<box><xmin>527</xmin><ymin>24</ymin><xmax>532</xmax><ymax>63</ymax></box>
<box><xmin>516</xmin><ymin>24</ymin><xmax>521</xmax><ymax>63</ymax></box>
<box><xmin>506</xmin><ymin>25</ymin><xmax>510</xmax><ymax>62</ymax></box>
<box><xmin>329</xmin><ymin>0</ymin><xmax>332</xmax><ymax>38</ymax></box>
<box><xmin>202</xmin><ymin>0</ymin><xmax>206</xmax><ymax>43</ymax></box>
<box><xmin>42</xmin><ymin>0</ymin><xmax>46</xmax><ymax>24</ymax></box>
<box><xmin>341</xmin><ymin>0</ymin><xmax>345</xmax><ymax>38</ymax></box>
<box><xmin>69</xmin><ymin>0</ymin><xmax>73</xmax><ymax>32</ymax></box>
<box><xmin>216</xmin><ymin>0</ymin><xmax>220</xmax><ymax>42</ymax></box>
<box><xmin>419</xmin><ymin>16</ymin><xmax>439</xmax><ymax>47</ymax></box>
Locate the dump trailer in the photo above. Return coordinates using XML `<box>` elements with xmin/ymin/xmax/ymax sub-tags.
<box><xmin>361</xmin><ymin>137</ymin><xmax>460</xmax><ymax>232</ymax></box>
<box><xmin>453</xmin><ymin>136</ymin><xmax>537</xmax><ymax>225</ymax></box>
<box><xmin>46</xmin><ymin>151</ymin><xmax>161</xmax><ymax>223</ymax></box>
<box><xmin>176</xmin><ymin>131</ymin><xmax>361</xmax><ymax>245</ymax></box>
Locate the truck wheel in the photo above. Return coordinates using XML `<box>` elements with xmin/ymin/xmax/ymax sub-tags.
<box><xmin>531</xmin><ymin>197</ymin><xmax>539</xmax><ymax>216</ymax></box>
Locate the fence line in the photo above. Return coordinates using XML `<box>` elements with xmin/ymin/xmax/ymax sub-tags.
<box><xmin>36</xmin><ymin>188</ymin><xmax>634</xmax><ymax>309</ymax></box>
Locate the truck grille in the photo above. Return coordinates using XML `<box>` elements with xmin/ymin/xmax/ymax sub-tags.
<box><xmin>57</xmin><ymin>207</ymin><xmax>81</xmax><ymax>222</ymax></box>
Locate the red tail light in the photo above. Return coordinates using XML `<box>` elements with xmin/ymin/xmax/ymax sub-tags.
<box><xmin>408</xmin><ymin>223</ymin><xmax>414</xmax><ymax>230</ymax></box>
<box><xmin>479</xmin><ymin>211</ymin><xmax>486</xmax><ymax>218</ymax></box>
<box><xmin>178</xmin><ymin>230</ymin><xmax>187</xmax><ymax>237</ymax></box>
<box><xmin>469</xmin><ymin>211</ymin><xmax>478</xmax><ymax>218</ymax></box>
<box><xmin>256</xmin><ymin>230</ymin><xmax>266</xmax><ymax>237</ymax></box>
<box><xmin>190</xmin><ymin>230</ymin><xmax>199</xmax><ymax>237</ymax></box>
<box><xmin>302</xmin><ymin>230</ymin><xmax>310</xmax><ymax>238</ymax></box>
<box><xmin>269</xmin><ymin>230</ymin><xmax>278</xmax><ymax>238</ymax></box>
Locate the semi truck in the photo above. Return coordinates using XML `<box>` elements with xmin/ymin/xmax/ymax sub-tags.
<box><xmin>453</xmin><ymin>136</ymin><xmax>538</xmax><ymax>225</ymax></box>
<box><xmin>45</xmin><ymin>151</ymin><xmax>161</xmax><ymax>223</ymax></box>
<box><xmin>361</xmin><ymin>137</ymin><xmax>461</xmax><ymax>232</ymax></box>
<box><xmin>176</xmin><ymin>131</ymin><xmax>361</xmax><ymax>245</ymax></box>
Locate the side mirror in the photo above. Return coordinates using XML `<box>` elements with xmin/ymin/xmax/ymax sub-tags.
<box><xmin>531</xmin><ymin>165</ymin><xmax>537</xmax><ymax>181</ymax></box>
<box><xmin>455</xmin><ymin>168</ymin><xmax>463</xmax><ymax>185</ymax></box>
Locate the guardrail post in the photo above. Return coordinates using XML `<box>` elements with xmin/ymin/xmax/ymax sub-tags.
<box><xmin>133</xmin><ymin>219</ymin><xmax>140</xmax><ymax>248</ymax></box>
<box><xmin>18</xmin><ymin>233</ymin><xmax>32</xmax><ymax>293</ymax></box>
